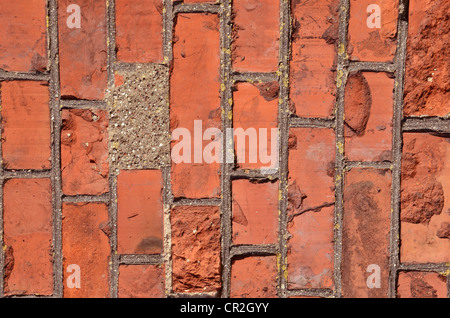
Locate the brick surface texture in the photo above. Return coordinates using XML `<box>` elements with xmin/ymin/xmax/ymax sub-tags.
<box><xmin>0</xmin><ymin>0</ymin><xmax>448</xmax><ymax>300</ymax></box>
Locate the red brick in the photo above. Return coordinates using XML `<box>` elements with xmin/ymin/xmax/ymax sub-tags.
<box><xmin>397</xmin><ymin>272</ymin><xmax>447</xmax><ymax>298</ymax></box>
<box><xmin>347</xmin><ymin>0</ymin><xmax>398</xmax><ymax>62</ymax></box>
<box><xmin>3</xmin><ymin>179</ymin><xmax>53</xmax><ymax>296</ymax></box>
<box><xmin>170</xmin><ymin>14</ymin><xmax>221</xmax><ymax>199</ymax></box>
<box><xmin>1</xmin><ymin>81</ymin><xmax>51</xmax><ymax>170</ymax></box>
<box><xmin>400</xmin><ymin>133</ymin><xmax>450</xmax><ymax>263</ymax></box>
<box><xmin>61</xmin><ymin>109</ymin><xmax>109</xmax><ymax>195</ymax></box>
<box><xmin>62</xmin><ymin>203</ymin><xmax>110</xmax><ymax>298</ymax></box>
<box><xmin>115</xmin><ymin>0</ymin><xmax>163</xmax><ymax>63</ymax></box>
<box><xmin>0</xmin><ymin>0</ymin><xmax>47</xmax><ymax>72</ymax></box>
<box><xmin>118</xmin><ymin>265</ymin><xmax>165</xmax><ymax>298</ymax></box>
<box><xmin>232</xmin><ymin>0</ymin><xmax>280</xmax><ymax>73</ymax></box>
<box><xmin>230</xmin><ymin>256</ymin><xmax>277</xmax><ymax>298</ymax></box>
<box><xmin>342</xmin><ymin>168</ymin><xmax>392</xmax><ymax>298</ymax></box>
<box><xmin>287</xmin><ymin>128</ymin><xmax>335</xmax><ymax>289</ymax></box>
<box><xmin>117</xmin><ymin>169</ymin><xmax>164</xmax><ymax>254</ymax></box>
<box><xmin>232</xmin><ymin>180</ymin><xmax>279</xmax><ymax>245</ymax></box>
<box><xmin>290</xmin><ymin>0</ymin><xmax>339</xmax><ymax>118</ymax></box>
<box><xmin>233</xmin><ymin>82</ymin><xmax>278</xmax><ymax>170</ymax></box>
<box><xmin>171</xmin><ymin>206</ymin><xmax>221</xmax><ymax>293</ymax></box>
<box><xmin>58</xmin><ymin>0</ymin><xmax>107</xmax><ymax>100</ymax></box>
<box><xmin>404</xmin><ymin>0</ymin><xmax>449</xmax><ymax>116</ymax></box>
<box><xmin>345</xmin><ymin>72</ymin><xmax>394</xmax><ymax>162</ymax></box>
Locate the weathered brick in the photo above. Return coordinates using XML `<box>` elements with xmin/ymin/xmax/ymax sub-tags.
<box><xmin>232</xmin><ymin>180</ymin><xmax>279</xmax><ymax>245</ymax></box>
<box><xmin>347</xmin><ymin>0</ymin><xmax>398</xmax><ymax>62</ymax></box>
<box><xmin>3</xmin><ymin>179</ymin><xmax>53</xmax><ymax>296</ymax></box>
<box><xmin>171</xmin><ymin>206</ymin><xmax>221</xmax><ymax>293</ymax></box>
<box><xmin>0</xmin><ymin>0</ymin><xmax>47</xmax><ymax>72</ymax></box>
<box><xmin>397</xmin><ymin>272</ymin><xmax>447</xmax><ymax>298</ymax></box>
<box><xmin>118</xmin><ymin>265</ymin><xmax>165</xmax><ymax>298</ymax></box>
<box><xmin>290</xmin><ymin>0</ymin><xmax>339</xmax><ymax>118</ymax></box>
<box><xmin>170</xmin><ymin>14</ymin><xmax>221</xmax><ymax>199</ymax></box>
<box><xmin>230</xmin><ymin>256</ymin><xmax>277</xmax><ymax>298</ymax></box>
<box><xmin>117</xmin><ymin>169</ymin><xmax>164</xmax><ymax>254</ymax></box>
<box><xmin>233</xmin><ymin>82</ymin><xmax>278</xmax><ymax>170</ymax></box>
<box><xmin>1</xmin><ymin>81</ymin><xmax>51</xmax><ymax>170</ymax></box>
<box><xmin>232</xmin><ymin>0</ymin><xmax>280</xmax><ymax>73</ymax></box>
<box><xmin>58</xmin><ymin>0</ymin><xmax>107</xmax><ymax>100</ymax></box>
<box><xmin>287</xmin><ymin>128</ymin><xmax>335</xmax><ymax>289</ymax></box>
<box><xmin>404</xmin><ymin>0</ymin><xmax>449</xmax><ymax>116</ymax></box>
<box><xmin>342</xmin><ymin>168</ymin><xmax>392</xmax><ymax>298</ymax></box>
<box><xmin>345</xmin><ymin>72</ymin><xmax>394</xmax><ymax>162</ymax></box>
<box><xmin>62</xmin><ymin>203</ymin><xmax>110</xmax><ymax>298</ymax></box>
<box><xmin>61</xmin><ymin>109</ymin><xmax>109</xmax><ymax>195</ymax></box>
<box><xmin>115</xmin><ymin>0</ymin><xmax>163</xmax><ymax>63</ymax></box>
<box><xmin>401</xmin><ymin>133</ymin><xmax>450</xmax><ymax>263</ymax></box>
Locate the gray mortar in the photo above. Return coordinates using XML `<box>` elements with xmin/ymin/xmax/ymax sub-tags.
<box><xmin>106</xmin><ymin>64</ymin><xmax>170</xmax><ymax>170</ymax></box>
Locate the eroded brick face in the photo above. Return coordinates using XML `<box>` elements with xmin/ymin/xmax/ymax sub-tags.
<box><xmin>171</xmin><ymin>206</ymin><xmax>221</xmax><ymax>293</ymax></box>
<box><xmin>400</xmin><ymin>133</ymin><xmax>450</xmax><ymax>263</ymax></box>
<box><xmin>0</xmin><ymin>0</ymin><xmax>449</xmax><ymax>300</ymax></box>
<box><xmin>61</xmin><ymin>109</ymin><xmax>109</xmax><ymax>195</ymax></box>
<box><xmin>344</xmin><ymin>72</ymin><xmax>394</xmax><ymax>162</ymax></box>
<box><xmin>404</xmin><ymin>0</ymin><xmax>450</xmax><ymax>116</ymax></box>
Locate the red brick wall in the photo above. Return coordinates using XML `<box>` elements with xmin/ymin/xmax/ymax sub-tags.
<box><xmin>0</xmin><ymin>0</ymin><xmax>448</xmax><ymax>299</ymax></box>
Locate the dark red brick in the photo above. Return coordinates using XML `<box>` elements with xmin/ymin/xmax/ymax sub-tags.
<box><xmin>118</xmin><ymin>265</ymin><xmax>165</xmax><ymax>298</ymax></box>
<box><xmin>3</xmin><ymin>179</ymin><xmax>53</xmax><ymax>296</ymax></box>
<box><xmin>232</xmin><ymin>180</ymin><xmax>279</xmax><ymax>245</ymax></box>
<box><xmin>230</xmin><ymin>256</ymin><xmax>277</xmax><ymax>298</ymax></box>
<box><xmin>1</xmin><ymin>81</ymin><xmax>51</xmax><ymax>170</ymax></box>
<box><xmin>0</xmin><ymin>0</ymin><xmax>47</xmax><ymax>72</ymax></box>
<box><xmin>115</xmin><ymin>0</ymin><xmax>163</xmax><ymax>63</ymax></box>
<box><xmin>58</xmin><ymin>0</ymin><xmax>107</xmax><ymax>99</ymax></box>
<box><xmin>232</xmin><ymin>0</ymin><xmax>280</xmax><ymax>72</ymax></box>
<box><xmin>287</xmin><ymin>128</ymin><xmax>335</xmax><ymax>289</ymax></box>
<box><xmin>233</xmin><ymin>82</ymin><xmax>278</xmax><ymax>170</ymax></box>
<box><xmin>62</xmin><ymin>203</ymin><xmax>110</xmax><ymax>298</ymax></box>
<box><xmin>290</xmin><ymin>0</ymin><xmax>339</xmax><ymax>118</ymax></box>
<box><xmin>342</xmin><ymin>168</ymin><xmax>392</xmax><ymax>298</ymax></box>
<box><xmin>117</xmin><ymin>170</ymin><xmax>164</xmax><ymax>254</ymax></box>
<box><xmin>347</xmin><ymin>0</ymin><xmax>398</xmax><ymax>62</ymax></box>
<box><xmin>170</xmin><ymin>14</ymin><xmax>221</xmax><ymax>199</ymax></box>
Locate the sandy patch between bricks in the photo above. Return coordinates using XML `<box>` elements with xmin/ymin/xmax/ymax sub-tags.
<box><xmin>106</xmin><ymin>64</ymin><xmax>170</xmax><ymax>170</ymax></box>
